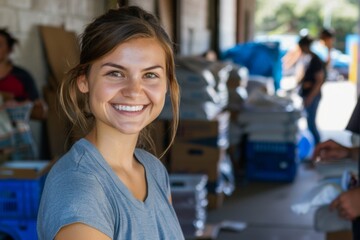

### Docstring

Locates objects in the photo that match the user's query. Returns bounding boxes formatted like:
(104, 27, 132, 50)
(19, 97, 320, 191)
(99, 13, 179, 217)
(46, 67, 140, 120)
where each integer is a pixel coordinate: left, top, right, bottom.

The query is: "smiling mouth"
(113, 104, 145, 112)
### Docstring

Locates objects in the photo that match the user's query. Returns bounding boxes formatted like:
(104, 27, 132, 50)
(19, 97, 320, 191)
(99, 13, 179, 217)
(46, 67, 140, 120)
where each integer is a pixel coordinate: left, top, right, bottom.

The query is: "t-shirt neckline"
(78, 138, 154, 210)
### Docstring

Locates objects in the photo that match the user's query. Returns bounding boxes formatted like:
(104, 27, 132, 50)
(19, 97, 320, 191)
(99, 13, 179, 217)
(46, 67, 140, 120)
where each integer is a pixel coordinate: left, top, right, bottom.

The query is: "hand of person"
(312, 139, 351, 161)
(30, 99, 48, 120)
(330, 187, 360, 221)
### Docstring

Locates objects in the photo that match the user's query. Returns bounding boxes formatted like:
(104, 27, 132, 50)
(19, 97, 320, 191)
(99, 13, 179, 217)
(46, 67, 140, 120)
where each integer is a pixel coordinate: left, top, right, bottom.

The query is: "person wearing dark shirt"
(0, 28, 47, 119)
(317, 28, 335, 71)
(313, 97, 360, 239)
(298, 35, 326, 145)
(0, 65, 39, 101)
(0, 28, 48, 160)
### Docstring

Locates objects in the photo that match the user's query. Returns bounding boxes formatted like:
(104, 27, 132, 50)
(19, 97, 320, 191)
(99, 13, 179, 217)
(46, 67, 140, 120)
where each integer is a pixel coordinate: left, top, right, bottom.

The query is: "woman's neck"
(86, 128, 139, 169)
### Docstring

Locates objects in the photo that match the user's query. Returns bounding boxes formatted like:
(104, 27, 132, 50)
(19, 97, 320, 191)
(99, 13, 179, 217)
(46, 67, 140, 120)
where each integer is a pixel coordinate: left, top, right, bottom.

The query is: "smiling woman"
(77, 37, 168, 137)
(36, 5, 183, 240)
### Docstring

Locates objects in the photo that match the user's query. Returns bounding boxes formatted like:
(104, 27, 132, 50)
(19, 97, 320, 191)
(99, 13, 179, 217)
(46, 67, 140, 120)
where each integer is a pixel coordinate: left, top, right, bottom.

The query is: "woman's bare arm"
(55, 223, 111, 240)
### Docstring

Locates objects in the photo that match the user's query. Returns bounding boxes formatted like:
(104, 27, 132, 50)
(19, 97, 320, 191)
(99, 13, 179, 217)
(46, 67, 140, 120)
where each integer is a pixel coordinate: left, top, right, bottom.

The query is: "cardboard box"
(170, 142, 226, 182)
(39, 25, 79, 90)
(43, 86, 70, 158)
(326, 230, 352, 240)
(176, 111, 230, 148)
(39, 25, 80, 158)
(0, 159, 55, 179)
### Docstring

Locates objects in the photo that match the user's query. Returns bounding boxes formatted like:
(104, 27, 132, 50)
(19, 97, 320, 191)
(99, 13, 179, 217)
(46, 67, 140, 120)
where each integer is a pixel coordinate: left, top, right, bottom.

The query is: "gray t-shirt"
(37, 138, 184, 240)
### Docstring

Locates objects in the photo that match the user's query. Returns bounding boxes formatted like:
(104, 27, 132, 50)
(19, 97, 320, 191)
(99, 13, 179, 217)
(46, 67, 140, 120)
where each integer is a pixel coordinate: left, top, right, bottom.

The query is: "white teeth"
(114, 105, 144, 112)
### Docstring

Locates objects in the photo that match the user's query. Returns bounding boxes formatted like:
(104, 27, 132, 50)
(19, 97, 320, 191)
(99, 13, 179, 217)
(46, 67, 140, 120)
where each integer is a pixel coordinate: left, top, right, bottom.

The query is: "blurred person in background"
(297, 35, 325, 145)
(0, 28, 47, 120)
(282, 27, 335, 81)
(314, 28, 335, 69)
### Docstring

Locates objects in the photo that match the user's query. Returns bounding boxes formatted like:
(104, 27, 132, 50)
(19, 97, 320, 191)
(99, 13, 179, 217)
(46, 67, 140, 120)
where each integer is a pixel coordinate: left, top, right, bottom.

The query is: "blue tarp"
(222, 41, 282, 90)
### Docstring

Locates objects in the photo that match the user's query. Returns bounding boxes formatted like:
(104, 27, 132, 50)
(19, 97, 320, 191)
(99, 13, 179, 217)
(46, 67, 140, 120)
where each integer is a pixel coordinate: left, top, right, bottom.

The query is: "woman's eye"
(144, 72, 158, 79)
(107, 71, 123, 78)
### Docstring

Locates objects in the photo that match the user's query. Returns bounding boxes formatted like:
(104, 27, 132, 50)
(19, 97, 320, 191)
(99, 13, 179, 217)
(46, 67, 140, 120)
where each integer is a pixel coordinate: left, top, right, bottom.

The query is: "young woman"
(37, 6, 184, 240)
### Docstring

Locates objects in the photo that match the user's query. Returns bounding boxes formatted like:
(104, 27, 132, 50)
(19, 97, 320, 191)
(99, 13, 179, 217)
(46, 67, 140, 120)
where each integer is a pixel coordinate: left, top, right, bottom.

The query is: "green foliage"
(255, 0, 358, 51)
(347, 0, 358, 5)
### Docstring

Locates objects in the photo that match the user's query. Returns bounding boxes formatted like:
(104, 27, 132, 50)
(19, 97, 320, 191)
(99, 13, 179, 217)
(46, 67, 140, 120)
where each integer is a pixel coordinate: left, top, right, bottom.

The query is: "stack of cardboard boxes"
(154, 111, 231, 209)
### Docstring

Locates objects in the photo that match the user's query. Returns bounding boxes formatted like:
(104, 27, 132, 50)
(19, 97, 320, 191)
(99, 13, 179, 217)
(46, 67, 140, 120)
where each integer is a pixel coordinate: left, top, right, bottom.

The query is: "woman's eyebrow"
(143, 65, 164, 71)
(101, 62, 164, 71)
(101, 62, 125, 69)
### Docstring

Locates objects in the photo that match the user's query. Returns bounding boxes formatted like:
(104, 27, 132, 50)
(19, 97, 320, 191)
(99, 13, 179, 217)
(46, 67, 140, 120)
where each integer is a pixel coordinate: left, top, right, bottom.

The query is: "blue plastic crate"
(245, 141, 298, 182)
(0, 219, 37, 240)
(0, 176, 45, 219)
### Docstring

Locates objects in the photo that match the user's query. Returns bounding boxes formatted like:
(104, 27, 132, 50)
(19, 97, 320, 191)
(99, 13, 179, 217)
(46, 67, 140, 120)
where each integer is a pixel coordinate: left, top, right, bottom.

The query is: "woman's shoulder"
(43, 139, 116, 198)
(47, 139, 98, 180)
(38, 142, 113, 240)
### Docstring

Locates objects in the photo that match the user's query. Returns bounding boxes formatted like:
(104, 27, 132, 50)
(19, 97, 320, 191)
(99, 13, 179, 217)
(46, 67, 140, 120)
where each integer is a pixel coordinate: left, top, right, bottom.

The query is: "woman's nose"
(121, 78, 142, 97)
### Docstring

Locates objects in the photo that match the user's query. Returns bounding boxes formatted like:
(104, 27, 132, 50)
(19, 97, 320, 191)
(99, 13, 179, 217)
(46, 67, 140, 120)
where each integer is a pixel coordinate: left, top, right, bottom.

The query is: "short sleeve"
(37, 171, 114, 240)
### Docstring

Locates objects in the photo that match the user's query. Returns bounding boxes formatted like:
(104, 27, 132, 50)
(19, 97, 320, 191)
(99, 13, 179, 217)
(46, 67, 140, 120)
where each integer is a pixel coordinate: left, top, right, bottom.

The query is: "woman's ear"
(77, 75, 89, 93)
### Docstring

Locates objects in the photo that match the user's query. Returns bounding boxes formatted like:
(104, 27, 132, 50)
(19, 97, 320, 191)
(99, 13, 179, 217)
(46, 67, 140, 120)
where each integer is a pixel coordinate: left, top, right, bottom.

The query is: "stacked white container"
(170, 174, 208, 238)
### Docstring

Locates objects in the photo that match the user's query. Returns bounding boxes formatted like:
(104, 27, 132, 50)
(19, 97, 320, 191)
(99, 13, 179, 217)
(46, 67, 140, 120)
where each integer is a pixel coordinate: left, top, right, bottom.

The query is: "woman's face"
(0, 35, 10, 63)
(77, 37, 168, 136)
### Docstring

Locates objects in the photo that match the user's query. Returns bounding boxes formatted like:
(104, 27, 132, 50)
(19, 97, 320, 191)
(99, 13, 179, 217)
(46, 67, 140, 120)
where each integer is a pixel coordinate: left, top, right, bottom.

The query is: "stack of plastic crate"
(0, 160, 51, 240)
(170, 174, 208, 238)
(239, 109, 303, 182)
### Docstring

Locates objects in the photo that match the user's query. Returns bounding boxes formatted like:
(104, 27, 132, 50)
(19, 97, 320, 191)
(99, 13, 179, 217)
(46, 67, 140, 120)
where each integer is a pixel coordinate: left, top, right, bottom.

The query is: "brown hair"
(0, 28, 19, 52)
(59, 6, 179, 157)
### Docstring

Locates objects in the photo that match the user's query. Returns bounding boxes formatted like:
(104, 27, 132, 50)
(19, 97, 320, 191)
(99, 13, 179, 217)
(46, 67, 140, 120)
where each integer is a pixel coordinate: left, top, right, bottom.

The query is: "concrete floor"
(205, 81, 358, 240)
(207, 164, 325, 240)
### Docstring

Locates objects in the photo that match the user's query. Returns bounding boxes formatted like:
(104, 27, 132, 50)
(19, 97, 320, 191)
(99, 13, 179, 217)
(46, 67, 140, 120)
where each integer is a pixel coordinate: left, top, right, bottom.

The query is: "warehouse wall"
(237, 0, 256, 43)
(0, 0, 106, 157)
(178, 0, 209, 55)
(0, 0, 106, 94)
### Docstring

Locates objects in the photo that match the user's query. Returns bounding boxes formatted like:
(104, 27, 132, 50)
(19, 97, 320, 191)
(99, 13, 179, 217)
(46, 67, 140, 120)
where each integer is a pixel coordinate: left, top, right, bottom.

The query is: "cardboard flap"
(39, 25, 80, 88)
